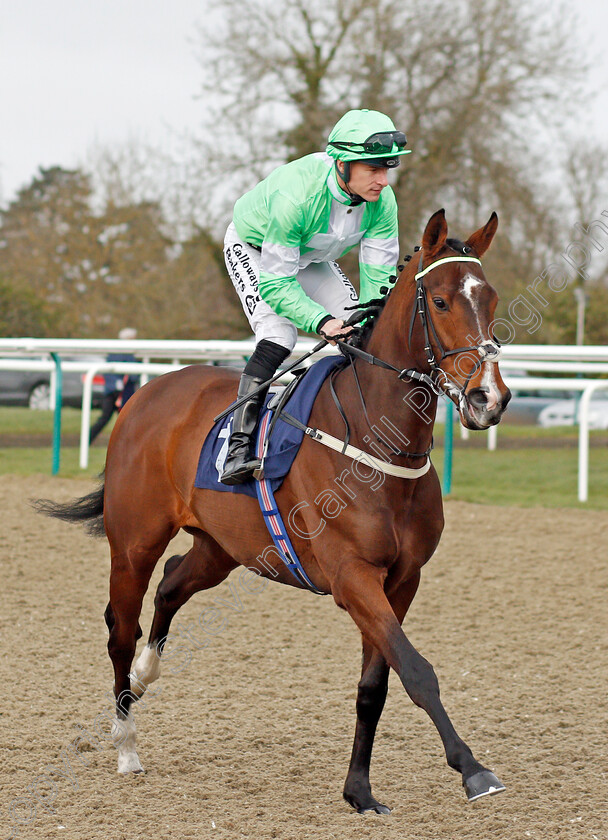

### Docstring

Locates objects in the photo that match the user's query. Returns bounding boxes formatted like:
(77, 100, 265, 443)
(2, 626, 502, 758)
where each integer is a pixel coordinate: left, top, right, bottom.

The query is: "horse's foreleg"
(342, 644, 390, 814)
(131, 533, 237, 699)
(334, 562, 505, 803)
(343, 574, 421, 814)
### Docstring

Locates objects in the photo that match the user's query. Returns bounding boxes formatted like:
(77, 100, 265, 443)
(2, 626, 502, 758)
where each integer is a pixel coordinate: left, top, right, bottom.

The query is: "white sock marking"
(130, 644, 162, 697)
(112, 711, 144, 774)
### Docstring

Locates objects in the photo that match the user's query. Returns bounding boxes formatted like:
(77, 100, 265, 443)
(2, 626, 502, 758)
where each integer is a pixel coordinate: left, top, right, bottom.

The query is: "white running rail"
(0, 340, 607, 501)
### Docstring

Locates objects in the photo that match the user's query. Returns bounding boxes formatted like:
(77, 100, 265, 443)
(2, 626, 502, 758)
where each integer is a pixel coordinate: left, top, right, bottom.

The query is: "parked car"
(538, 398, 608, 429)
(501, 369, 575, 425)
(435, 369, 578, 426)
(436, 392, 576, 425)
(0, 356, 105, 409)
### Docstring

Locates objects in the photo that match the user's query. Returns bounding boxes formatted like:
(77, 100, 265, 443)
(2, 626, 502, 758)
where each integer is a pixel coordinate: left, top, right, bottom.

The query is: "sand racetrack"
(0, 473, 606, 840)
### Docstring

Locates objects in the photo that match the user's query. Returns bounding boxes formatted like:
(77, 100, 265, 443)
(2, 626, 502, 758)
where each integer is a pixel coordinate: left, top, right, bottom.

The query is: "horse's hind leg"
(343, 574, 420, 814)
(106, 524, 175, 774)
(130, 531, 237, 700)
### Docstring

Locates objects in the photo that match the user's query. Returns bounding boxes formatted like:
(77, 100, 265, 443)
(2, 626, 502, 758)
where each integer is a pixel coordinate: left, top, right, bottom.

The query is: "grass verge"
(434, 443, 608, 509)
(0, 408, 606, 508)
(0, 447, 107, 478)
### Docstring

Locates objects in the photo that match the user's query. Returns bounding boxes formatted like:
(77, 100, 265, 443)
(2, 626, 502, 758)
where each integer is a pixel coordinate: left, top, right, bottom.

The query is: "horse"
(36, 209, 511, 814)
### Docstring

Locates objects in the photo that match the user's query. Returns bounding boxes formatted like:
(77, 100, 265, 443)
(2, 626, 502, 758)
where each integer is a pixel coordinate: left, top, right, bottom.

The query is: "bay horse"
(37, 209, 511, 813)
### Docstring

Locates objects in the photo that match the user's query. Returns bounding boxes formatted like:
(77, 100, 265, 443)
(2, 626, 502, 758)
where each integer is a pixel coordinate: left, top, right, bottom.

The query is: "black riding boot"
(220, 374, 268, 485)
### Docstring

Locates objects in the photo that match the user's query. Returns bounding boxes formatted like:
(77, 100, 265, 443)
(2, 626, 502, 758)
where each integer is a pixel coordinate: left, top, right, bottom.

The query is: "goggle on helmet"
(326, 109, 412, 168)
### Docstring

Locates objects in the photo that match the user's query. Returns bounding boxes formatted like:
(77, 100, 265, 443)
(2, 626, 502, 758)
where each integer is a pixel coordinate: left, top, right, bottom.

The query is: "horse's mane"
(345, 253, 412, 350)
(346, 290, 393, 350)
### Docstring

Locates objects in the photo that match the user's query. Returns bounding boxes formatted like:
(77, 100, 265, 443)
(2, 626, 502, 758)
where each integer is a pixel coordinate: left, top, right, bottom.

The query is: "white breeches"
(223, 222, 358, 350)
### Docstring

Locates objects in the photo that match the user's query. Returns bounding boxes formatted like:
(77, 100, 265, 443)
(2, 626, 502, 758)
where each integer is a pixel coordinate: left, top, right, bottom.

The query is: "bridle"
(408, 250, 501, 406)
(337, 249, 502, 414)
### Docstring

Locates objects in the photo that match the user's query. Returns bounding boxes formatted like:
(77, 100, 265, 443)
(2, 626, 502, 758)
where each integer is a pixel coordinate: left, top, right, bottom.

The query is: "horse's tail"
(32, 480, 105, 537)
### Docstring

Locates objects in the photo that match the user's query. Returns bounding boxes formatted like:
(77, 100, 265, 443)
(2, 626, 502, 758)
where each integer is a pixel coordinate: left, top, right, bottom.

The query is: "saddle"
(194, 355, 346, 498)
(194, 355, 347, 594)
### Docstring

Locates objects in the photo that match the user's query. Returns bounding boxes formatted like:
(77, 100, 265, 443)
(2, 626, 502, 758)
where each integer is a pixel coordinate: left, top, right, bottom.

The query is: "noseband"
(338, 249, 501, 410)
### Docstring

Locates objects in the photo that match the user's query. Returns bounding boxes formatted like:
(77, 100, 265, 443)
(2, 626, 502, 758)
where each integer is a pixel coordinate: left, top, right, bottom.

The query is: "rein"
(272, 251, 500, 478)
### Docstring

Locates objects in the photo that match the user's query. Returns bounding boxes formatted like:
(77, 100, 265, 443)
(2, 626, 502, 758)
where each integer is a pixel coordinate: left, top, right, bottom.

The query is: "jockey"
(220, 108, 411, 485)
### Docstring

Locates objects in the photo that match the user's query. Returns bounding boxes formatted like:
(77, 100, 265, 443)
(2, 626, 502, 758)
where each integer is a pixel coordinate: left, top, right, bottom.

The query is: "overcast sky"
(1, 0, 607, 206)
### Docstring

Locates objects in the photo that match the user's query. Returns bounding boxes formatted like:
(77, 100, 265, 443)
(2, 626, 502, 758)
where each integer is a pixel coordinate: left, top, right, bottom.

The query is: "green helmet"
(326, 109, 412, 168)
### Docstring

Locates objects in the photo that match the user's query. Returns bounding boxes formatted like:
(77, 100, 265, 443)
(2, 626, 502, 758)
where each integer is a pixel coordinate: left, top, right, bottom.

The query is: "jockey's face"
(337, 161, 390, 202)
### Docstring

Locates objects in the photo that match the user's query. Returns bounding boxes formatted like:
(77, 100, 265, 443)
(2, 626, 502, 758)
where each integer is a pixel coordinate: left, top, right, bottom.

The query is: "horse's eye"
(433, 297, 448, 311)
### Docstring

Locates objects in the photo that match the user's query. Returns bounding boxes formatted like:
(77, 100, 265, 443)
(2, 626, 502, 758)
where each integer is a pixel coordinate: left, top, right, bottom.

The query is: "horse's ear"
(465, 212, 498, 257)
(422, 209, 448, 256)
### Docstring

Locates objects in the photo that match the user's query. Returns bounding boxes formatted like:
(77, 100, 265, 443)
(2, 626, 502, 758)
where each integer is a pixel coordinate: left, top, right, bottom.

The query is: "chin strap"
(334, 160, 365, 205)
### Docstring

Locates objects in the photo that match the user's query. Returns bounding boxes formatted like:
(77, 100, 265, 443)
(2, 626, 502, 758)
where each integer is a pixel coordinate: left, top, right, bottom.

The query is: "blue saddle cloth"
(195, 355, 346, 497)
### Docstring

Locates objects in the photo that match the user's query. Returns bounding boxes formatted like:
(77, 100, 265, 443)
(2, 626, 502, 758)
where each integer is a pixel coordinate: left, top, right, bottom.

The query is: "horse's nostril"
(467, 388, 488, 410)
(502, 388, 512, 410)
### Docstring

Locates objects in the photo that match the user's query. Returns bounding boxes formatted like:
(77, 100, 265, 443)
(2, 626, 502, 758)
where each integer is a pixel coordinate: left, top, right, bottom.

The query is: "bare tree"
(193, 0, 585, 250)
(187, 0, 597, 342)
(86, 138, 205, 243)
(565, 140, 608, 228)
(193, 0, 381, 207)
(0, 166, 244, 339)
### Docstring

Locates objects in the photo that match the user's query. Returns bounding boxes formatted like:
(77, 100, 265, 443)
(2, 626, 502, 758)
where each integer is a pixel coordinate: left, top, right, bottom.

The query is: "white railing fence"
(0, 339, 606, 502)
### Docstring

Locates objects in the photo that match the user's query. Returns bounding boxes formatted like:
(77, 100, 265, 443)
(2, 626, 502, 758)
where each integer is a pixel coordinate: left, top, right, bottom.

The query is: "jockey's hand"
(319, 318, 354, 345)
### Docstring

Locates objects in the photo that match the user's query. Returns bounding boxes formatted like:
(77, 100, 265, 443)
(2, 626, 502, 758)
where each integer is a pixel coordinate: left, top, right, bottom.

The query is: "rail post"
(50, 353, 62, 475)
(442, 400, 454, 495)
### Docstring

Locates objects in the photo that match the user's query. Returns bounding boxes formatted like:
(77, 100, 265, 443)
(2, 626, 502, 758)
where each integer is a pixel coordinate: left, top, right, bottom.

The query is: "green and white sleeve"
(258, 192, 330, 334)
(358, 192, 400, 304)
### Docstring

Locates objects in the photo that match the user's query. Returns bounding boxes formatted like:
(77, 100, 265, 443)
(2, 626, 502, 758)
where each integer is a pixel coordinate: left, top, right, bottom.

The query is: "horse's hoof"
(117, 755, 145, 775)
(359, 803, 391, 815)
(463, 770, 505, 802)
(343, 792, 391, 815)
(118, 765, 145, 776)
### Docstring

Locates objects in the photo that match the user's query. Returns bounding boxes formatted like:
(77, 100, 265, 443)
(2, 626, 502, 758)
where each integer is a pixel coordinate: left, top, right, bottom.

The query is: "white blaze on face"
(461, 273, 484, 336)
(480, 364, 500, 411)
(460, 273, 500, 412)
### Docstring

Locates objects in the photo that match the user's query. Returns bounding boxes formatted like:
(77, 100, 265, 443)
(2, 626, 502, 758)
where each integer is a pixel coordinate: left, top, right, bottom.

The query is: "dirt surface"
(0, 474, 606, 840)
